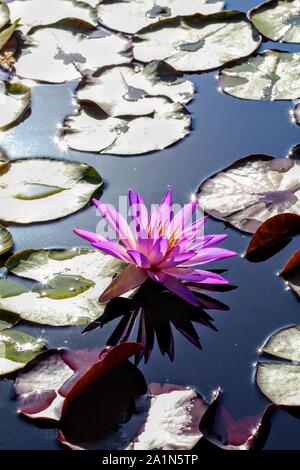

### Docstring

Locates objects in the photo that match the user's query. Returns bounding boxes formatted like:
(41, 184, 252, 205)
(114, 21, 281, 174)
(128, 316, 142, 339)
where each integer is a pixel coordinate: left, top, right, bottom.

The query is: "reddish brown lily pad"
(246, 213, 300, 262)
(15, 342, 143, 421)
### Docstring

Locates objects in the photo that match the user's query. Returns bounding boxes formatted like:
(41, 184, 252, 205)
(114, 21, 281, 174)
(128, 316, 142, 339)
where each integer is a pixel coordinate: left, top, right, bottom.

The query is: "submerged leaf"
(0, 225, 13, 255)
(0, 81, 31, 130)
(133, 11, 261, 72)
(0, 330, 46, 375)
(1, 248, 125, 326)
(61, 100, 191, 155)
(15, 343, 143, 420)
(0, 158, 102, 223)
(249, 0, 300, 44)
(58, 382, 207, 450)
(76, 62, 195, 116)
(15, 23, 132, 83)
(246, 213, 300, 261)
(197, 152, 300, 233)
(256, 326, 300, 406)
(219, 50, 300, 100)
(9, 0, 97, 34)
(97, 0, 224, 34)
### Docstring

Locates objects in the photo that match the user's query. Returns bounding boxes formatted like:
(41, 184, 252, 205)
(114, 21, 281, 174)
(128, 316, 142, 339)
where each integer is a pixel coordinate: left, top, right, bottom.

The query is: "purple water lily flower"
(74, 189, 236, 306)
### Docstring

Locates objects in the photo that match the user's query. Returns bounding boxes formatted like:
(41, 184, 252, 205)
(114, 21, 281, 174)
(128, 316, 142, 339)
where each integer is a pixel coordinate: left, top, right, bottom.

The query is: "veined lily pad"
(249, 0, 300, 44)
(15, 24, 132, 83)
(0, 329, 46, 375)
(0, 81, 31, 130)
(15, 343, 143, 420)
(0, 248, 125, 326)
(8, 0, 97, 34)
(256, 326, 300, 406)
(0, 2, 10, 30)
(197, 153, 300, 233)
(219, 50, 300, 100)
(97, 0, 224, 35)
(0, 225, 13, 255)
(61, 99, 191, 155)
(0, 158, 102, 224)
(76, 62, 195, 117)
(133, 11, 261, 72)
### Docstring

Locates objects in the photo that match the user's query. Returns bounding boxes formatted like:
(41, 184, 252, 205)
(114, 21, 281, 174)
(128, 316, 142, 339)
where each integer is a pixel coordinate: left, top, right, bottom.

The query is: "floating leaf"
(0, 158, 102, 223)
(0, 248, 125, 326)
(256, 326, 300, 406)
(0, 81, 31, 130)
(0, 330, 46, 375)
(280, 248, 300, 297)
(200, 388, 274, 450)
(0, 19, 19, 52)
(97, 0, 224, 34)
(59, 382, 207, 450)
(133, 11, 261, 72)
(249, 0, 300, 44)
(0, 2, 10, 30)
(76, 61, 195, 116)
(9, 0, 97, 34)
(61, 99, 191, 155)
(15, 23, 132, 83)
(15, 343, 143, 420)
(197, 153, 300, 233)
(0, 225, 13, 255)
(219, 50, 300, 100)
(246, 213, 300, 262)
(0, 311, 19, 331)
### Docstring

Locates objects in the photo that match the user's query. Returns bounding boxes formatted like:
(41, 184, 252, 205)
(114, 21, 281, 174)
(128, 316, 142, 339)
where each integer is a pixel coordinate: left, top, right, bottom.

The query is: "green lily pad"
(15, 22, 132, 83)
(0, 225, 13, 255)
(97, 0, 224, 35)
(0, 311, 19, 331)
(256, 326, 300, 406)
(0, 329, 46, 375)
(133, 11, 261, 72)
(219, 50, 300, 100)
(0, 81, 31, 130)
(0, 158, 102, 224)
(249, 0, 300, 44)
(9, 0, 97, 34)
(0, 2, 10, 30)
(0, 19, 19, 52)
(0, 248, 125, 326)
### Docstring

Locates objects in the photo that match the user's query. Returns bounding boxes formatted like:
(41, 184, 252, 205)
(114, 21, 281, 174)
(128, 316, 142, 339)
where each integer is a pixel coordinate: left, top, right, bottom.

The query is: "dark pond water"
(1, 0, 300, 450)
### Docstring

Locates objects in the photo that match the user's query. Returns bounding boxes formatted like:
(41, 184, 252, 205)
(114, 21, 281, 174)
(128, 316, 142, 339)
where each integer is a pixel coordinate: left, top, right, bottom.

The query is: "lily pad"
(15, 23, 132, 83)
(0, 225, 13, 255)
(15, 343, 143, 420)
(0, 158, 102, 223)
(0, 2, 10, 30)
(0, 81, 31, 130)
(197, 152, 300, 233)
(0, 311, 19, 331)
(249, 0, 300, 44)
(0, 19, 19, 52)
(97, 0, 224, 35)
(256, 326, 300, 406)
(9, 0, 97, 34)
(0, 248, 125, 326)
(0, 329, 46, 376)
(59, 383, 207, 450)
(61, 99, 191, 155)
(76, 62, 195, 117)
(280, 248, 300, 297)
(219, 50, 300, 100)
(133, 11, 261, 72)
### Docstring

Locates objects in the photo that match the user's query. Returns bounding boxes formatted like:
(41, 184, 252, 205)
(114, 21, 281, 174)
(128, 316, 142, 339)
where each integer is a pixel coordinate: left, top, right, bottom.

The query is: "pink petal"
(158, 188, 173, 229)
(128, 189, 148, 239)
(168, 200, 198, 238)
(99, 265, 148, 302)
(73, 229, 108, 244)
(157, 250, 196, 269)
(163, 267, 229, 284)
(91, 241, 131, 263)
(147, 271, 199, 306)
(127, 250, 150, 268)
(148, 237, 168, 265)
(181, 248, 236, 267)
(93, 199, 135, 249)
(181, 216, 208, 239)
